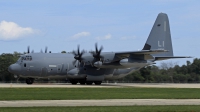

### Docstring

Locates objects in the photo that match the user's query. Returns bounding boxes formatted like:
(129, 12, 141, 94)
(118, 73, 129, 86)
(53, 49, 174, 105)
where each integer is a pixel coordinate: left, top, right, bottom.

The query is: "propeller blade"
(45, 46, 48, 53)
(78, 61, 80, 67)
(77, 45, 80, 55)
(80, 50, 85, 56)
(99, 46, 103, 53)
(95, 43, 98, 53)
(31, 50, 34, 53)
(92, 43, 104, 62)
(27, 46, 30, 54)
(72, 60, 77, 66)
(72, 50, 77, 55)
(72, 45, 85, 66)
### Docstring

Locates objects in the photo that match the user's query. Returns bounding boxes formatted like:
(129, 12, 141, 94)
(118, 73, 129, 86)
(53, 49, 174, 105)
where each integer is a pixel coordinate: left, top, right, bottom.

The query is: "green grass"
(0, 88, 200, 100)
(0, 106, 200, 112)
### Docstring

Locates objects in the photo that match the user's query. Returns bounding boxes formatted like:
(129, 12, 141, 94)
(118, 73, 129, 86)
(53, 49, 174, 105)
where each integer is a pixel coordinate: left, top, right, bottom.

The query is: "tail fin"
(142, 13, 173, 56)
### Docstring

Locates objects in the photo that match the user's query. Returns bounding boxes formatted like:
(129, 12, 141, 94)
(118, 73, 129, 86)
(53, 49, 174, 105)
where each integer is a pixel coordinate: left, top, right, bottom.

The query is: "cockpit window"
(21, 56, 33, 61)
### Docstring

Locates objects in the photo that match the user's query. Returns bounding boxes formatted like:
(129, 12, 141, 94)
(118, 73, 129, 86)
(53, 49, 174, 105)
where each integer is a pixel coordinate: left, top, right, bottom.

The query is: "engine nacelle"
(93, 61, 102, 67)
(120, 59, 132, 67)
(120, 58, 148, 68)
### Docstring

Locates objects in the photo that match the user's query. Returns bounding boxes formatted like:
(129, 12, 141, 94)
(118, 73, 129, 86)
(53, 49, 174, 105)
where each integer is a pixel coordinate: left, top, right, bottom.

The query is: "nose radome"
(8, 64, 21, 74)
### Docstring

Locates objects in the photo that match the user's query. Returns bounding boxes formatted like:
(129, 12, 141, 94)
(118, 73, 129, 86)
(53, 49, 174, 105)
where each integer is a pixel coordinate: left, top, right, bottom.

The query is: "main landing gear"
(70, 80, 102, 85)
(26, 78, 34, 85)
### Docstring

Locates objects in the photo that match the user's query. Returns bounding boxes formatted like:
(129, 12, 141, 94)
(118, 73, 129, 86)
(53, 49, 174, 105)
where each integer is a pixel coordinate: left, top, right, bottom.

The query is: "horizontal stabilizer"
(154, 56, 192, 61)
(113, 49, 169, 61)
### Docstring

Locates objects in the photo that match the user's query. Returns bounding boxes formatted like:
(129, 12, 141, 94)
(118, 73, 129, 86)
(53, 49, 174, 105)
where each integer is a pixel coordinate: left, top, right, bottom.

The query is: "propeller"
(26, 46, 49, 54)
(31, 50, 34, 53)
(91, 43, 104, 62)
(45, 46, 48, 53)
(26, 46, 35, 54)
(27, 46, 30, 54)
(40, 49, 43, 53)
(40, 46, 48, 53)
(72, 45, 85, 66)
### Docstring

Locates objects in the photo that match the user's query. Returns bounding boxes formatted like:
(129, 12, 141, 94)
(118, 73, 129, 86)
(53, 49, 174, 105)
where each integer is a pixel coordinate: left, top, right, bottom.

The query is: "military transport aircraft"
(8, 13, 190, 85)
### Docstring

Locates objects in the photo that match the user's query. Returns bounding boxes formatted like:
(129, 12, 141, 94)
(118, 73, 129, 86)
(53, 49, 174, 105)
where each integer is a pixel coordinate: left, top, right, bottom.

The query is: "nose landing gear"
(26, 78, 34, 85)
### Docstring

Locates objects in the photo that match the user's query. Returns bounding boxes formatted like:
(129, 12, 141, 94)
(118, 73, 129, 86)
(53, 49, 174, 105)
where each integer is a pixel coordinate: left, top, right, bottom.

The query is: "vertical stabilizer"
(143, 13, 173, 56)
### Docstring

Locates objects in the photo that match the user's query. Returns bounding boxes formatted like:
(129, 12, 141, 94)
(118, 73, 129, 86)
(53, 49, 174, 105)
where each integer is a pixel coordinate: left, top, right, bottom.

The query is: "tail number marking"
(158, 41, 164, 47)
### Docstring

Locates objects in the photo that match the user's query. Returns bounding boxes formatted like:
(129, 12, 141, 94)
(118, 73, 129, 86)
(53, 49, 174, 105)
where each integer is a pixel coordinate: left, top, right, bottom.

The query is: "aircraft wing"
(154, 56, 192, 61)
(113, 49, 169, 61)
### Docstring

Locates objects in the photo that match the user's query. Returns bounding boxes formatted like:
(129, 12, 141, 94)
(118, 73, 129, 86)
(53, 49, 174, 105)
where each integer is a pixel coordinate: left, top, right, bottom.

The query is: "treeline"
(0, 52, 21, 82)
(0, 52, 200, 83)
(119, 59, 200, 83)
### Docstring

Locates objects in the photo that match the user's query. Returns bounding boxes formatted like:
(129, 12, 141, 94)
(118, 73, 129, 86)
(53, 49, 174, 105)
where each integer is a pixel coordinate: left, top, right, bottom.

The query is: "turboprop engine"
(93, 61, 103, 67)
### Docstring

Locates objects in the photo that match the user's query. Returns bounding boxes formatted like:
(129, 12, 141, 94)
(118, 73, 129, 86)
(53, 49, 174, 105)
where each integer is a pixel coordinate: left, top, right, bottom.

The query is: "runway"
(1, 83, 200, 107)
(1, 99, 200, 107)
(0, 83, 200, 88)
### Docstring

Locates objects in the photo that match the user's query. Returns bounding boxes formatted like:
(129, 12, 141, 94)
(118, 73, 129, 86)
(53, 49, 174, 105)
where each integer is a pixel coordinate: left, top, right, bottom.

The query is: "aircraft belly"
(19, 75, 67, 79)
(87, 75, 104, 81)
(67, 67, 115, 80)
(104, 67, 141, 80)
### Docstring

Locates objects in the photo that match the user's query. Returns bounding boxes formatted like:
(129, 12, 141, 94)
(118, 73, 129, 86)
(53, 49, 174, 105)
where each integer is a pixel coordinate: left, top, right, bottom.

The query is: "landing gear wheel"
(70, 80, 78, 85)
(79, 80, 86, 85)
(94, 81, 102, 85)
(26, 78, 34, 85)
(86, 81, 93, 85)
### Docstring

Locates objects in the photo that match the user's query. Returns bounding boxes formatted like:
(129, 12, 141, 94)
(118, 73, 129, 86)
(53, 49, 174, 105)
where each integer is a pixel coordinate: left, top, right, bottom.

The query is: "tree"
(61, 51, 66, 53)
(140, 66, 153, 82)
(159, 61, 179, 83)
(0, 53, 19, 82)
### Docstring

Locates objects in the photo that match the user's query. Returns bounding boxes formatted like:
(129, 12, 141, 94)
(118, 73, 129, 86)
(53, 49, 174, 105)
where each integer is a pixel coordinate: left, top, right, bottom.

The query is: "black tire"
(70, 80, 78, 85)
(26, 78, 34, 85)
(86, 81, 93, 85)
(94, 81, 102, 85)
(79, 80, 86, 85)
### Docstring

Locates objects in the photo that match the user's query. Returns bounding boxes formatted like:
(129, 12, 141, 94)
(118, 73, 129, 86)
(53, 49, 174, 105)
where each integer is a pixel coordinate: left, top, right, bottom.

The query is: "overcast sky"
(0, 0, 199, 65)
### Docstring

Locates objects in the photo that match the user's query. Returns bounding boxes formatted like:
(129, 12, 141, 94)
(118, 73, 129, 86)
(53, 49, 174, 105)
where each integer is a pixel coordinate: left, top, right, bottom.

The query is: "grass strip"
(0, 106, 200, 112)
(0, 88, 200, 100)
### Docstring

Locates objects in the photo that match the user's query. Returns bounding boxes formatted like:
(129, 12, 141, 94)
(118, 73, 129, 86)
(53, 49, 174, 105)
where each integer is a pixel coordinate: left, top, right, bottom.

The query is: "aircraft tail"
(142, 13, 173, 56)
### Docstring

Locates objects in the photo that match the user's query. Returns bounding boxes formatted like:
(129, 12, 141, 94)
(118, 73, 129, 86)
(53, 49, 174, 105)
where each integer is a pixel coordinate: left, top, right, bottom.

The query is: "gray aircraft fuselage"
(8, 13, 190, 85)
(10, 52, 149, 80)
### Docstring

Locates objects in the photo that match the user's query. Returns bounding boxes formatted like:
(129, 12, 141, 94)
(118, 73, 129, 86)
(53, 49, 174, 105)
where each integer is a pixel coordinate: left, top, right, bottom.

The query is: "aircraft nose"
(8, 64, 21, 74)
